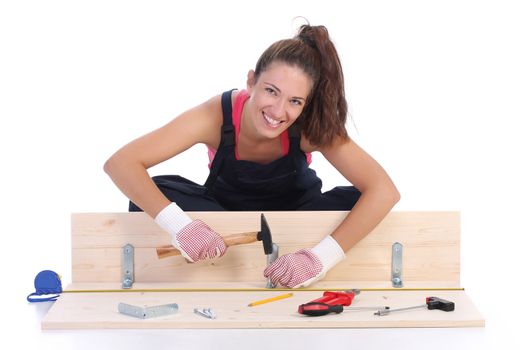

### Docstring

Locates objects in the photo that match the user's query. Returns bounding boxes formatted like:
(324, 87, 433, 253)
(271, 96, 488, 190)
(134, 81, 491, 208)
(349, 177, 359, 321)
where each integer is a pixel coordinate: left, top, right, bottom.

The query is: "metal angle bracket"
(266, 243, 279, 289)
(122, 244, 134, 289)
(118, 302, 179, 319)
(391, 242, 404, 288)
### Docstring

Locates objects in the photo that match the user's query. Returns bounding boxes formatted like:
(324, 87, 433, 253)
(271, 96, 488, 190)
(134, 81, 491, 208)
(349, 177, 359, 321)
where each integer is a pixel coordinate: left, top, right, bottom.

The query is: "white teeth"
(263, 112, 281, 127)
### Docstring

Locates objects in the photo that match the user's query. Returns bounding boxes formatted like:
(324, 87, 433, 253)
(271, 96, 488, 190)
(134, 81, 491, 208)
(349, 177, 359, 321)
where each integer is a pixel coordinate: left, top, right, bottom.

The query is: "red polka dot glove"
(155, 203, 227, 263)
(264, 236, 346, 288)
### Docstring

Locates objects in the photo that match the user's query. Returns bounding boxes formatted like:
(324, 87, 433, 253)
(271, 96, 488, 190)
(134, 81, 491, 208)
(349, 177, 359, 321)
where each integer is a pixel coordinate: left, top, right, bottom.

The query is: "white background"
(1, 0, 524, 349)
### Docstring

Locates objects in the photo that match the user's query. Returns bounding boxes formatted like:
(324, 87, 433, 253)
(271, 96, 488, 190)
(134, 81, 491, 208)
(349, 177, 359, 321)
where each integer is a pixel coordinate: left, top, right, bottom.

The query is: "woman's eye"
(291, 99, 302, 106)
(265, 87, 276, 95)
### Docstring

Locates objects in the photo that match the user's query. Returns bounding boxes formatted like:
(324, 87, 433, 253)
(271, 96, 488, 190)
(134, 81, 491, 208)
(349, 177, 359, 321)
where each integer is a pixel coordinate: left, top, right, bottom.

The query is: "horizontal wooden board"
(71, 211, 460, 286)
(42, 286, 483, 329)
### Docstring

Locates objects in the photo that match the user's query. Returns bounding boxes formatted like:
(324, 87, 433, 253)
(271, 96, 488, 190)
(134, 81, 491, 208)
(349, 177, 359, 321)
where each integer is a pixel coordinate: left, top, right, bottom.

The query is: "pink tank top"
(207, 90, 312, 167)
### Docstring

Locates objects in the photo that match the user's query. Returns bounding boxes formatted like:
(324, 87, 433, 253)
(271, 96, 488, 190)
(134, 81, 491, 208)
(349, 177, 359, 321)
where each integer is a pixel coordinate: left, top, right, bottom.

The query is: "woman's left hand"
(263, 249, 325, 288)
(264, 236, 346, 288)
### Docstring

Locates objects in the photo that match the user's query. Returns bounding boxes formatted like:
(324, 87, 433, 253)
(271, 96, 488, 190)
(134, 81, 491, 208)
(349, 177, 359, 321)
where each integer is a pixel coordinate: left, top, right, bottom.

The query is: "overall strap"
(288, 124, 312, 169)
(204, 89, 236, 193)
(288, 124, 302, 153)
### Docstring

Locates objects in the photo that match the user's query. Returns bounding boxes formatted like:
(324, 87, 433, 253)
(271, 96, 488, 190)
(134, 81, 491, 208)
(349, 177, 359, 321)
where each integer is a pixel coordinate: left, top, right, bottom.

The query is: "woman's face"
(246, 62, 313, 139)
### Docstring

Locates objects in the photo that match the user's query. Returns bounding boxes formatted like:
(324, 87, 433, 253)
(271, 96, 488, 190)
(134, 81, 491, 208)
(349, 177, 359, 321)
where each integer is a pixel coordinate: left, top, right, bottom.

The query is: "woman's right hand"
(173, 219, 227, 262)
(155, 202, 227, 262)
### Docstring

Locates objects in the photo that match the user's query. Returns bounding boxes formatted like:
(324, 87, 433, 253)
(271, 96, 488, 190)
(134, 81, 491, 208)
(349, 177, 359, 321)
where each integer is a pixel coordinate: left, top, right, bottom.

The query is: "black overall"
(129, 90, 361, 212)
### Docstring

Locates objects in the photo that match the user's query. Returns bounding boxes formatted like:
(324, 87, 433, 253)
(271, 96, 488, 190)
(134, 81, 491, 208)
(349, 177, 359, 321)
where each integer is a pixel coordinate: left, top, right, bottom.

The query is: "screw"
(194, 308, 214, 319)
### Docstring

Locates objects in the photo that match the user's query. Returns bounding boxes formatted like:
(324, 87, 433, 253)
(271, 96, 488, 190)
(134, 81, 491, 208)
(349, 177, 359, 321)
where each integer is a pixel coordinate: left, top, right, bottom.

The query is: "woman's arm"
(103, 95, 223, 218)
(264, 137, 399, 288)
(320, 137, 401, 251)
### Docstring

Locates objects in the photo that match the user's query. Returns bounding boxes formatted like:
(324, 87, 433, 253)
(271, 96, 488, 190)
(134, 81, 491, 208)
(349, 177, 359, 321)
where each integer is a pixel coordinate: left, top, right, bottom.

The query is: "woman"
(104, 24, 400, 288)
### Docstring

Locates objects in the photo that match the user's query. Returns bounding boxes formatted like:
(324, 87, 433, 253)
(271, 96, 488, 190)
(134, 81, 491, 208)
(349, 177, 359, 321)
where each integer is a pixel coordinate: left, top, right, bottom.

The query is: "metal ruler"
(63, 287, 465, 294)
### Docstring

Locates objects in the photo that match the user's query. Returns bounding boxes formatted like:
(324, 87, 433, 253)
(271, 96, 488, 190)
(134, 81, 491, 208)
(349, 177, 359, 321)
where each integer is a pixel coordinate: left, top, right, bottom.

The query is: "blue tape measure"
(27, 270, 62, 303)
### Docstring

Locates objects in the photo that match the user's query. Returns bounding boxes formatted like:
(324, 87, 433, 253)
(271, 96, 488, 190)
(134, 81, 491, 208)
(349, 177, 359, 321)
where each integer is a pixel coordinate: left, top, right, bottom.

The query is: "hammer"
(155, 214, 278, 272)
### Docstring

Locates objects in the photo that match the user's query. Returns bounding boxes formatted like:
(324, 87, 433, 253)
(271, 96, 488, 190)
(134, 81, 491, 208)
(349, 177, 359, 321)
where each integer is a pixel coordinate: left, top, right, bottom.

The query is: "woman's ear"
(246, 70, 255, 93)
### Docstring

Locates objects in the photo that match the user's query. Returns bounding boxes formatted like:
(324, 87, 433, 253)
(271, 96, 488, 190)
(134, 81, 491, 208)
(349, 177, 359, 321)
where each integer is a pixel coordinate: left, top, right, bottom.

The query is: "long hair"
(254, 25, 348, 147)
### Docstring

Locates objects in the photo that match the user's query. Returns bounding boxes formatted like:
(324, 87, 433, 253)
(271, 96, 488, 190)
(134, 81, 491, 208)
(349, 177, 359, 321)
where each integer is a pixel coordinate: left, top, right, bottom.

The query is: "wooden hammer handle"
(156, 231, 259, 259)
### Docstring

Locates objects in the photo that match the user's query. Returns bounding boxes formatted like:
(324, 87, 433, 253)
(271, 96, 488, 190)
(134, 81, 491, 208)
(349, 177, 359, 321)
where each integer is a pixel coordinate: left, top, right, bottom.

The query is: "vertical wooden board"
(71, 211, 460, 285)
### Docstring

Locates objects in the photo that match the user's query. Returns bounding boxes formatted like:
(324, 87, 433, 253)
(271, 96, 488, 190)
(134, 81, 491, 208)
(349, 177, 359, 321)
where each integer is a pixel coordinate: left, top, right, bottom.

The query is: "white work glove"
(264, 236, 345, 288)
(155, 203, 227, 263)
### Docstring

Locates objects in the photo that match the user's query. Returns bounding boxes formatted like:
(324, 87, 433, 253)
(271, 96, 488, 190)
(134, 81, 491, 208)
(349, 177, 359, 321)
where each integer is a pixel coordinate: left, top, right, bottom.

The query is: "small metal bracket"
(391, 242, 404, 288)
(118, 302, 178, 319)
(266, 243, 279, 289)
(121, 244, 134, 289)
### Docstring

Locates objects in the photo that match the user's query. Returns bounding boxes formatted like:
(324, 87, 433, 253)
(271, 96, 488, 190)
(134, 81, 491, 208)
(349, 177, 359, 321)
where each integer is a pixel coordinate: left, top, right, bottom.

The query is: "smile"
(263, 112, 283, 128)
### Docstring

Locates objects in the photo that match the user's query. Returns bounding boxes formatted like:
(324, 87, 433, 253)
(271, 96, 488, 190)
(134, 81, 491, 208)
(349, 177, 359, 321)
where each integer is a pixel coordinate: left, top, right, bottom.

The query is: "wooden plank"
(42, 287, 483, 329)
(71, 211, 460, 285)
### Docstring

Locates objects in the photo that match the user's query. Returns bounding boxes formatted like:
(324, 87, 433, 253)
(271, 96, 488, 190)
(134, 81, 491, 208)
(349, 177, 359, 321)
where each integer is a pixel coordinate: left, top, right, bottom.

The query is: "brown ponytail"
(254, 25, 349, 147)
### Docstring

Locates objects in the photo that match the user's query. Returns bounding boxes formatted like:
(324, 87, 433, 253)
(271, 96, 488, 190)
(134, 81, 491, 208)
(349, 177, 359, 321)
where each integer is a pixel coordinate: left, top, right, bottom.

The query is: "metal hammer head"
(256, 213, 273, 255)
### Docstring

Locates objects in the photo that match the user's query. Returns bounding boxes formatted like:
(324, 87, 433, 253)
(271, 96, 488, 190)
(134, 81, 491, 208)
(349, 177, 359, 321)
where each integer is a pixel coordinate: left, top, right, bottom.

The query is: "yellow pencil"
(248, 293, 294, 307)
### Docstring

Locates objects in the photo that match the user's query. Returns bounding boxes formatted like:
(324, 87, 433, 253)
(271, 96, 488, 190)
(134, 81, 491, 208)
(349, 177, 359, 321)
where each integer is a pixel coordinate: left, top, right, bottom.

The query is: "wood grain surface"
(71, 211, 461, 286)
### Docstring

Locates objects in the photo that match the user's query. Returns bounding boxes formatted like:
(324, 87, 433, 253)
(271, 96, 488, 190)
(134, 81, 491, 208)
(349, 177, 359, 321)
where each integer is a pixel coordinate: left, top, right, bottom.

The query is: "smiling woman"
(103, 23, 400, 289)
(246, 63, 311, 138)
